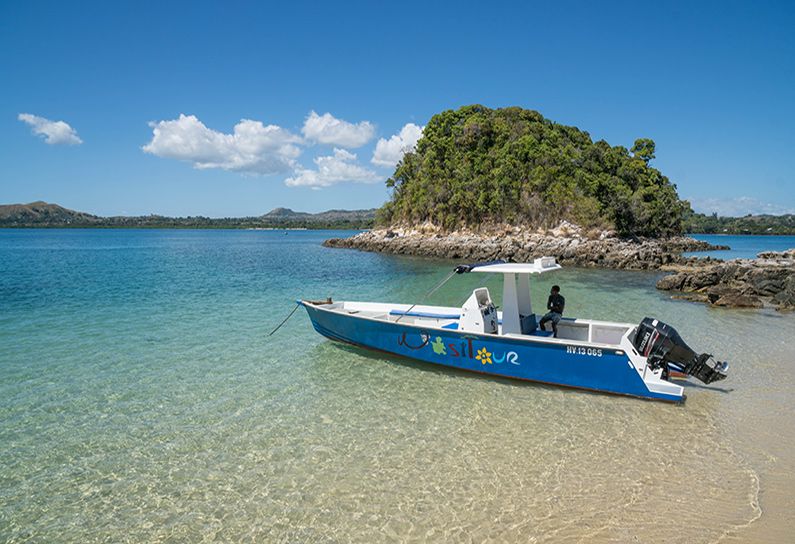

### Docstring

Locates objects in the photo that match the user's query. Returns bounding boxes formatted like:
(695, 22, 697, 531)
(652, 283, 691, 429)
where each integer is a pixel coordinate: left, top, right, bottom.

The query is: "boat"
(299, 258, 728, 402)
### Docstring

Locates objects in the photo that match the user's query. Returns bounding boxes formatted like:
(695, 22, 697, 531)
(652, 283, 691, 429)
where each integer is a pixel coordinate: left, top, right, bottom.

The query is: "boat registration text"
(566, 346, 603, 357)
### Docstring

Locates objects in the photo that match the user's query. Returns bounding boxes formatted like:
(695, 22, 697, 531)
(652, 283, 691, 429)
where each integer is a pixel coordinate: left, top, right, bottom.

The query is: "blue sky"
(1, 0, 793, 217)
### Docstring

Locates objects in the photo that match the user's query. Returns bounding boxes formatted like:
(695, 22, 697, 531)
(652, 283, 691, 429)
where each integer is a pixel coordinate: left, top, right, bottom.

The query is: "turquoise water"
(2, 229, 795, 542)
(688, 234, 795, 260)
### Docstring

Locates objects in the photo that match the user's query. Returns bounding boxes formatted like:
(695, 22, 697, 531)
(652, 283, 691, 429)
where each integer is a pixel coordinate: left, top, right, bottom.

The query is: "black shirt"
(547, 293, 565, 314)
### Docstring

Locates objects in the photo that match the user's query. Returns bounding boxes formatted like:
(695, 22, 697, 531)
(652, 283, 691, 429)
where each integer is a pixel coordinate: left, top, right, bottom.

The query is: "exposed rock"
(773, 289, 795, 310)
(757, 249, 795, 260)
(656, 273, 687, 291)
(671, 292, 709, 303)
(705, 284, 738, 303)
(324, 226, 721, 272)
(712, 293, 764, 308)
(655, 249, 795, 311)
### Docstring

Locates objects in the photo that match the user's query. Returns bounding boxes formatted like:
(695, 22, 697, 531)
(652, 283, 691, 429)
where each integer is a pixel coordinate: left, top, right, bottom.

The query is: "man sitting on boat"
(539, 285, 565, 337)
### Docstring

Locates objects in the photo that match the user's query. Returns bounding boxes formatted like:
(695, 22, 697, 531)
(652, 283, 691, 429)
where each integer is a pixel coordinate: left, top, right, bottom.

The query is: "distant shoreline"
(3, 201, 794, 234)
(3, 225, 795, 237)
(0, 201, 377, 231)
(0, 225, 363, 230)
(687, 233, 795, 237)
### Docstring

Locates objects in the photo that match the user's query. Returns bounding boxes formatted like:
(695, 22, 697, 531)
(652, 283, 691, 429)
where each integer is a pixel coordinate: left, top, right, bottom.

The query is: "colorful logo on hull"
(431, 337, 447, 355)
(398, 332, 519, 366)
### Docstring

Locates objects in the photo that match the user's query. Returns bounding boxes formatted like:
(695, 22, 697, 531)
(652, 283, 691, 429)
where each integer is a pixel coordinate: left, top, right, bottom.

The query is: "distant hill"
(0, 202, 376, 229)
(263, 207, 377, 222)
(263, 207, 308, 218)
(0, 201, 101, 226)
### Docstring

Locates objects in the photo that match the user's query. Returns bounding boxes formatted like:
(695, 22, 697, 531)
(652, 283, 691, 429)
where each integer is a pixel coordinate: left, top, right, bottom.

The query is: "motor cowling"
(633, 317, 728, 384)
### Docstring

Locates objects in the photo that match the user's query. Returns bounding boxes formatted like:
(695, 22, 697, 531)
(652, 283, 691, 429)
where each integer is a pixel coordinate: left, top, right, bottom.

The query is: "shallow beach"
(1, 229, 794, 542)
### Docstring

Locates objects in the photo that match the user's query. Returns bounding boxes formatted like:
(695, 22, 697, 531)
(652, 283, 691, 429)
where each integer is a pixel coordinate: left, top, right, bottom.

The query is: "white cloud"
(371, 123, 424, 168)
(18, 113, 83, 145)
(285, 148, 380, 188)
(688, 196, 795, 217)
(142, 114, 302, 174)
(301, 111, 375, 148)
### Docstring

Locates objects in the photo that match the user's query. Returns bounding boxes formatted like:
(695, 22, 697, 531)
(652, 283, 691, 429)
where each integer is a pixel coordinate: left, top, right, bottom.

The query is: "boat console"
(459, 288, 498, 334)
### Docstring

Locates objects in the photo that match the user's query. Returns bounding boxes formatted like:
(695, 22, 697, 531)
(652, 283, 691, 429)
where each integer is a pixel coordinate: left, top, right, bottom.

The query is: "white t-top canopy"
(472, 257, 561, 274)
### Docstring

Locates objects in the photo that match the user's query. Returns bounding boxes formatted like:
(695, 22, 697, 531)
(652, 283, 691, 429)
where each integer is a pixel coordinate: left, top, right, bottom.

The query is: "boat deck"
(308, 300, 636, 348)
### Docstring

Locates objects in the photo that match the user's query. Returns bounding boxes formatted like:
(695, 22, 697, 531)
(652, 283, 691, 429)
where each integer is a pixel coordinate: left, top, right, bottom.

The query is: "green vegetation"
(684, 211, 795, 235)
(0, 202, 376, 230)
(379, 105, 688, 237)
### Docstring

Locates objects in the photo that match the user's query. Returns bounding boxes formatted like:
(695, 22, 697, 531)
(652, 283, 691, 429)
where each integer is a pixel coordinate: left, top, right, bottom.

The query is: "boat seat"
(529, 329, 554, 337)
(442, 322, 459, 330)
(520, 314, 538, 334)
(389, 310, 461, 320)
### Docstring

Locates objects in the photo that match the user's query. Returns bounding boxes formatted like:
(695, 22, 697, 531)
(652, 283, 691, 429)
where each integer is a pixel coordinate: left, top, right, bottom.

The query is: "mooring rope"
(268, 303, 301, 336)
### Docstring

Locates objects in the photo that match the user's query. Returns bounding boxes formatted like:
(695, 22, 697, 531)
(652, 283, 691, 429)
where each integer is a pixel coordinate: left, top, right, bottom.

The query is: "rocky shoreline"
(656, 249, 795, 311)
(324, 223, 722, 270)
(323, 224, 794, 311)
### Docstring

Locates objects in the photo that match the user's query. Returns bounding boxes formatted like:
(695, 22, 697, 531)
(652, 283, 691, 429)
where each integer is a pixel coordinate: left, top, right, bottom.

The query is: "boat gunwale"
(301, 300, 636, 351)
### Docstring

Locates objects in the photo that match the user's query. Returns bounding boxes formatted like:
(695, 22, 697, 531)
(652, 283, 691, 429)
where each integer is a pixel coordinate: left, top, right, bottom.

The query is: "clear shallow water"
(1, 229, 794, 543)
(687, 234, 795, 260)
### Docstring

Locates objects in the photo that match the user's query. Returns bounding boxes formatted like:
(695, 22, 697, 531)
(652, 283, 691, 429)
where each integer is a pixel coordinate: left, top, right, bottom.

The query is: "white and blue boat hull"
(302, 301, 685, 403)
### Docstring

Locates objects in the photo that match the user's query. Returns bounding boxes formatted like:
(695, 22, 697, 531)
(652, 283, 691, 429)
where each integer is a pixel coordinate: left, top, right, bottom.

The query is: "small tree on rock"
(631, 138, 656, 164)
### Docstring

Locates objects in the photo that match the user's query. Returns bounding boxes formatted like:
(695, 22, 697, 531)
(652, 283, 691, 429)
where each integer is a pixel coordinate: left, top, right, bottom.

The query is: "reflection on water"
(0, 229, 793, 542)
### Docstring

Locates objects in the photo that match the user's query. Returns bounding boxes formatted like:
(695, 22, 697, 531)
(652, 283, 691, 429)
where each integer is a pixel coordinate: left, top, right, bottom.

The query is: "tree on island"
(378, 105, 688, 238)
(630, 138, 656, 164)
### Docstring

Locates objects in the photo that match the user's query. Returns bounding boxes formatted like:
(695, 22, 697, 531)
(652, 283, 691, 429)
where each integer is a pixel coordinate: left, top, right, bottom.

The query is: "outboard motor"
(633, 317, 728, 384)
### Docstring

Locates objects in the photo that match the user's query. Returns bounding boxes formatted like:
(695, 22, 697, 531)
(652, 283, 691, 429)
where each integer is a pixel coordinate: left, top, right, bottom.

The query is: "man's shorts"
(541, 311, 562, 325)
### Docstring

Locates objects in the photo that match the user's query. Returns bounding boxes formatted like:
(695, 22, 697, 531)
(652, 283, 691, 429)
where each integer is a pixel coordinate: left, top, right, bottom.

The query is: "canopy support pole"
(503, 273, 533, 335)
(517, 273, 532, 317)
(502, 273, 521, 334)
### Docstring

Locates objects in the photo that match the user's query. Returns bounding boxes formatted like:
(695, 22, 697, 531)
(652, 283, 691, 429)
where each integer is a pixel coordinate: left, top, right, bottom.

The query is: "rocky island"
(325, 222, 718, 270)
(324, 105, 793, 311)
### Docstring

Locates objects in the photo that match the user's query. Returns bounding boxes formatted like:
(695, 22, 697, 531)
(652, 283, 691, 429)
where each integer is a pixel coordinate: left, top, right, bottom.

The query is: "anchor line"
(268, 303, 301, 336)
